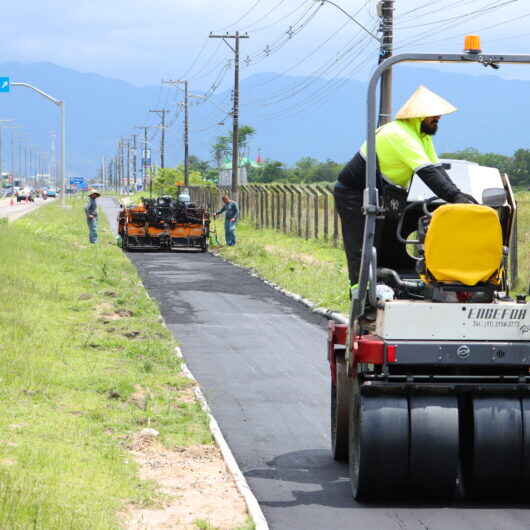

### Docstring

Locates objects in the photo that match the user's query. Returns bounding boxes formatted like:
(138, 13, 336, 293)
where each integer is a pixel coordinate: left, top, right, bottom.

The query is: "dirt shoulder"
(0, 199, 251, 530)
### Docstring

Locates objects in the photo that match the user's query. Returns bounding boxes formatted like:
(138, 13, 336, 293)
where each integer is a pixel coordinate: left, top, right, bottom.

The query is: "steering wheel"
(396, 196, 439, 244)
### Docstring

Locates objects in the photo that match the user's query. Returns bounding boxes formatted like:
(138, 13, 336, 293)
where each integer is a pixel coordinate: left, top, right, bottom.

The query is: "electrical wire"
(395, 0, 519, 50)
(216, 0, 263, 32)
(240, 0, 288, 31)
(241, 20, 378, 108)
(397, 0, 518, 30)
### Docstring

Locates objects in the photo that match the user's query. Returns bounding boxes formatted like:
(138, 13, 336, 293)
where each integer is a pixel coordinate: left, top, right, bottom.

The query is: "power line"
(397, 0, 518, 30)
(217, 0, 262, 32)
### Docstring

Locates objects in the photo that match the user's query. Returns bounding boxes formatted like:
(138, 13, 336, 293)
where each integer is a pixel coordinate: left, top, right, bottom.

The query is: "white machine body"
(377, 301, 530, 341)
(408, 159, 504, 203)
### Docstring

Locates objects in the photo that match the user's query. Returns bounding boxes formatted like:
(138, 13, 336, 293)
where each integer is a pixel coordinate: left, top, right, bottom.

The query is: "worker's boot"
(350, 283, 376, 335)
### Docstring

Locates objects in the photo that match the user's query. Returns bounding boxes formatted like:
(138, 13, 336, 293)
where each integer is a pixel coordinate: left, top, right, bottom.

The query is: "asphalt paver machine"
(118, 196, 210, 251)
(327, 39, 530, 500)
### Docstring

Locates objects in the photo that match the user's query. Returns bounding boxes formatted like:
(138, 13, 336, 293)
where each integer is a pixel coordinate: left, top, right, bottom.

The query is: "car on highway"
(46, 188, 57, 198)
(16, 187, 35, 203)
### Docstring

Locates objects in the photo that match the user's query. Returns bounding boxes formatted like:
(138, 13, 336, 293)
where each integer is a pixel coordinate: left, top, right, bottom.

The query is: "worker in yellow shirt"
(334, 85, 476, 295)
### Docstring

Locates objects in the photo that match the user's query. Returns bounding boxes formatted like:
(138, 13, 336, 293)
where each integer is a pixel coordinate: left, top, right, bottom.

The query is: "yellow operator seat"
(423, 204, 503, 286)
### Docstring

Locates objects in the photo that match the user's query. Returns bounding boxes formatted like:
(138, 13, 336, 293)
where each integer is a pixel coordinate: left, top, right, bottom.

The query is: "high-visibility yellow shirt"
(360, 118, 440, 189)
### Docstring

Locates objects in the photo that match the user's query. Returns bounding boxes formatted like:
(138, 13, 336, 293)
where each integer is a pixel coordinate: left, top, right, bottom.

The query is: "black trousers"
(333, 185, 365, 286)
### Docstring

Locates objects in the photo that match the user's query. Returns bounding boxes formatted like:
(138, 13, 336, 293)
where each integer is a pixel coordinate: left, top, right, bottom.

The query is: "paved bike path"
(102, 198, 528, 530)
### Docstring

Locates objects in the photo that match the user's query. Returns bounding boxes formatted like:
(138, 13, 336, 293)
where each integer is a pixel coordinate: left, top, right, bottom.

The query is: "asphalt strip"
(101, 198, 529, 530)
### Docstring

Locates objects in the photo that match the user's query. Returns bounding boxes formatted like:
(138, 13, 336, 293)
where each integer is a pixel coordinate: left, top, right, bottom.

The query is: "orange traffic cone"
(10, 197, 14, 206)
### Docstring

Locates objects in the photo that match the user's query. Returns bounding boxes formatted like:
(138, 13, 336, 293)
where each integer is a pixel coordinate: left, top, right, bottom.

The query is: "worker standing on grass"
(334, 85, 477, 296)
(85, 189, 101, 244)
(215, 195, 239, 246)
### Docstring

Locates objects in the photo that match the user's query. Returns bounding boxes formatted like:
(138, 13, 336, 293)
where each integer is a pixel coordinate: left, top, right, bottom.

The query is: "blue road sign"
(70, 177, 88, 190)
(0, 78, 10, 93)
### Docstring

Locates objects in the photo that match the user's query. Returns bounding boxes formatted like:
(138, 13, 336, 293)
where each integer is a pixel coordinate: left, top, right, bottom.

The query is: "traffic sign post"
(0, 78, 10, 93)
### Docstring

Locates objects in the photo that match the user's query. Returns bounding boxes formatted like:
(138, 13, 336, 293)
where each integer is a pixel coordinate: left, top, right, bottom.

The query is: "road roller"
(118, 196, 210, 251)
(328, 43, 530, 501)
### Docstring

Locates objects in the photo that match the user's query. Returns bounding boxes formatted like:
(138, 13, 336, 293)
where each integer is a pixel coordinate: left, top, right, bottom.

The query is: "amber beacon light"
(464, 35, 482, 54)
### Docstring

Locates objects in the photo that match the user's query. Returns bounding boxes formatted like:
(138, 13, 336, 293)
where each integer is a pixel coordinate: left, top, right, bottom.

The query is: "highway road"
(102, 198, 529, 530)
(0, 197, 51, 222)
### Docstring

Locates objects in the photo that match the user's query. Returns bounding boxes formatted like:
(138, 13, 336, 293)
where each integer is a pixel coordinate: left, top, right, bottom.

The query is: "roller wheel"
(469, 396, 523, 498)
(200, 237, 208, 253)
(409, 394, 459, 498)
(349, 389, 409, 500)
(522, 398, 530, 492)
(331, 359, 352, 461)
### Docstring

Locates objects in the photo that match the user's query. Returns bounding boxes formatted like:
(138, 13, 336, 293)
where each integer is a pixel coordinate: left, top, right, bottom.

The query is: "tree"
(211, 125, 256, 165)
(152, 166, 212, 196)
(188, 155, 211, 177)
(248, 160, 287, 183)
(211, 136, 230, 168)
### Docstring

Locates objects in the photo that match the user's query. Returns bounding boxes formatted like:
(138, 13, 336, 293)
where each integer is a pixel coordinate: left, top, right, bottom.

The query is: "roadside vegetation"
(215, 220, 351, 314)
(216, 191, 529, 312)
(137, 125, 530, 187)
(0, 200, 212, 529)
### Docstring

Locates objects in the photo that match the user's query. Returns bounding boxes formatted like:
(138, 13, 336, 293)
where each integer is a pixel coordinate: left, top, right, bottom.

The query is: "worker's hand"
(230, 218, 236, 222)
(453, 192, 478, 204)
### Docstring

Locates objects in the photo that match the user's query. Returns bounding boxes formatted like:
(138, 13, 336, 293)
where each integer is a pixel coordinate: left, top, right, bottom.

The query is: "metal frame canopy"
(352, 51, 530, 327)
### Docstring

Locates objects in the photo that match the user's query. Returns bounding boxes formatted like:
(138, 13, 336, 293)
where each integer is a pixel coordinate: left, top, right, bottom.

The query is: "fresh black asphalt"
(102, 198, 529, 530)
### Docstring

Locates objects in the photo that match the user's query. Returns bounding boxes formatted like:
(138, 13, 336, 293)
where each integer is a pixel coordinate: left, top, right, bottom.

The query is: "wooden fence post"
(259, 187, 265, 228)
(274, 186, 282, 231)
(296, 186, 303, 237)
(280, 185, 288, 234)
(311, 186, 320, 239)
(304, 187, 311, 240)
(319, 184, 333, 241)
(286, 185, 296, 235)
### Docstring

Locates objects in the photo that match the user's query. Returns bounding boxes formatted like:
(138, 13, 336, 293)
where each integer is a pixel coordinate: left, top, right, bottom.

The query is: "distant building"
(217, 156, 263, 186)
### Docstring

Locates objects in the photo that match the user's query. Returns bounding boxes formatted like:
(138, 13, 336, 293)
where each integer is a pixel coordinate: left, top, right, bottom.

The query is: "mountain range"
(0, 60, 528, 177)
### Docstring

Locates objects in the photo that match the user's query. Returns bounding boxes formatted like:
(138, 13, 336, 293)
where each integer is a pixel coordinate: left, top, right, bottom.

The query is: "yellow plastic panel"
(424, 204, 503, 286)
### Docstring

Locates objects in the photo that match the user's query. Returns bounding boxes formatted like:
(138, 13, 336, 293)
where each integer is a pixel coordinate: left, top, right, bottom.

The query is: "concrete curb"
(175, 346, 270, 530)
(211, 251, 349, 326)
(102, 200, 269, 529)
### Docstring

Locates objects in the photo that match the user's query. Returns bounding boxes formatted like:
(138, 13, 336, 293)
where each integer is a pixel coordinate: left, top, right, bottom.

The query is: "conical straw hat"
(395, 85, 457, 119)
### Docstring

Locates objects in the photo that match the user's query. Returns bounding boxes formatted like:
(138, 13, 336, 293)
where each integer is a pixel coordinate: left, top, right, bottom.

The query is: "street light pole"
(11, 82, 66, 206)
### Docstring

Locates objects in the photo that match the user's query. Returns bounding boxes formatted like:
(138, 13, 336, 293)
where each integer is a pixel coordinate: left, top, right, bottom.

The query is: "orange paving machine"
(118, 196, 210, 252)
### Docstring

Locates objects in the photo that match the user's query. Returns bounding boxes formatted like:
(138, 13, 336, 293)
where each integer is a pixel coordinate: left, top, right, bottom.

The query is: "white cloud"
(2, 0, 529, 87)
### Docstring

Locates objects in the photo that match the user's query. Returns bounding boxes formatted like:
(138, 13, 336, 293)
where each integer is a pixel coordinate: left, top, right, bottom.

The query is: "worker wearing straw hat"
(85, 189, 101, 244)
(334, 85, 477, 294)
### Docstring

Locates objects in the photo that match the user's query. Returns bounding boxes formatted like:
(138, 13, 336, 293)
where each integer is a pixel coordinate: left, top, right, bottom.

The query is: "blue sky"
(2, 0, 529, 89)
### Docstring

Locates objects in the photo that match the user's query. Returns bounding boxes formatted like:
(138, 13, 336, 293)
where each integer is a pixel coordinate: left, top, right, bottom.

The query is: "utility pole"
(184, 83, 189, 185)
(162, 80, 191, 186)
(135, 126, 151, 192)
(125, 138, 131, 193)
(131, 134, 137, 191)
(378, 0, 394, 126)
(149, 109, 168, 168)
(209, 31, 249, 201)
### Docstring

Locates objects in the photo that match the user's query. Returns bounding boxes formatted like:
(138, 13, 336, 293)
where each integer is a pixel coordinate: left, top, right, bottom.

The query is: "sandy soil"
(124, 421, 249, 530)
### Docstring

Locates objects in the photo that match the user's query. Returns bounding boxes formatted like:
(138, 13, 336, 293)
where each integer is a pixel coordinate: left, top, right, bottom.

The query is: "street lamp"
(11, 82, 66, 206)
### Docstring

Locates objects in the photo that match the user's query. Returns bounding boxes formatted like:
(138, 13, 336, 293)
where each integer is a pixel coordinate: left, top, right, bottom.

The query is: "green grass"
(0, 200, 211, 529)
(217, 221, 351, 314)
(516, 191, 529, 292)
(194, 517, 255, 530)
(217, 192, 529, 311)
